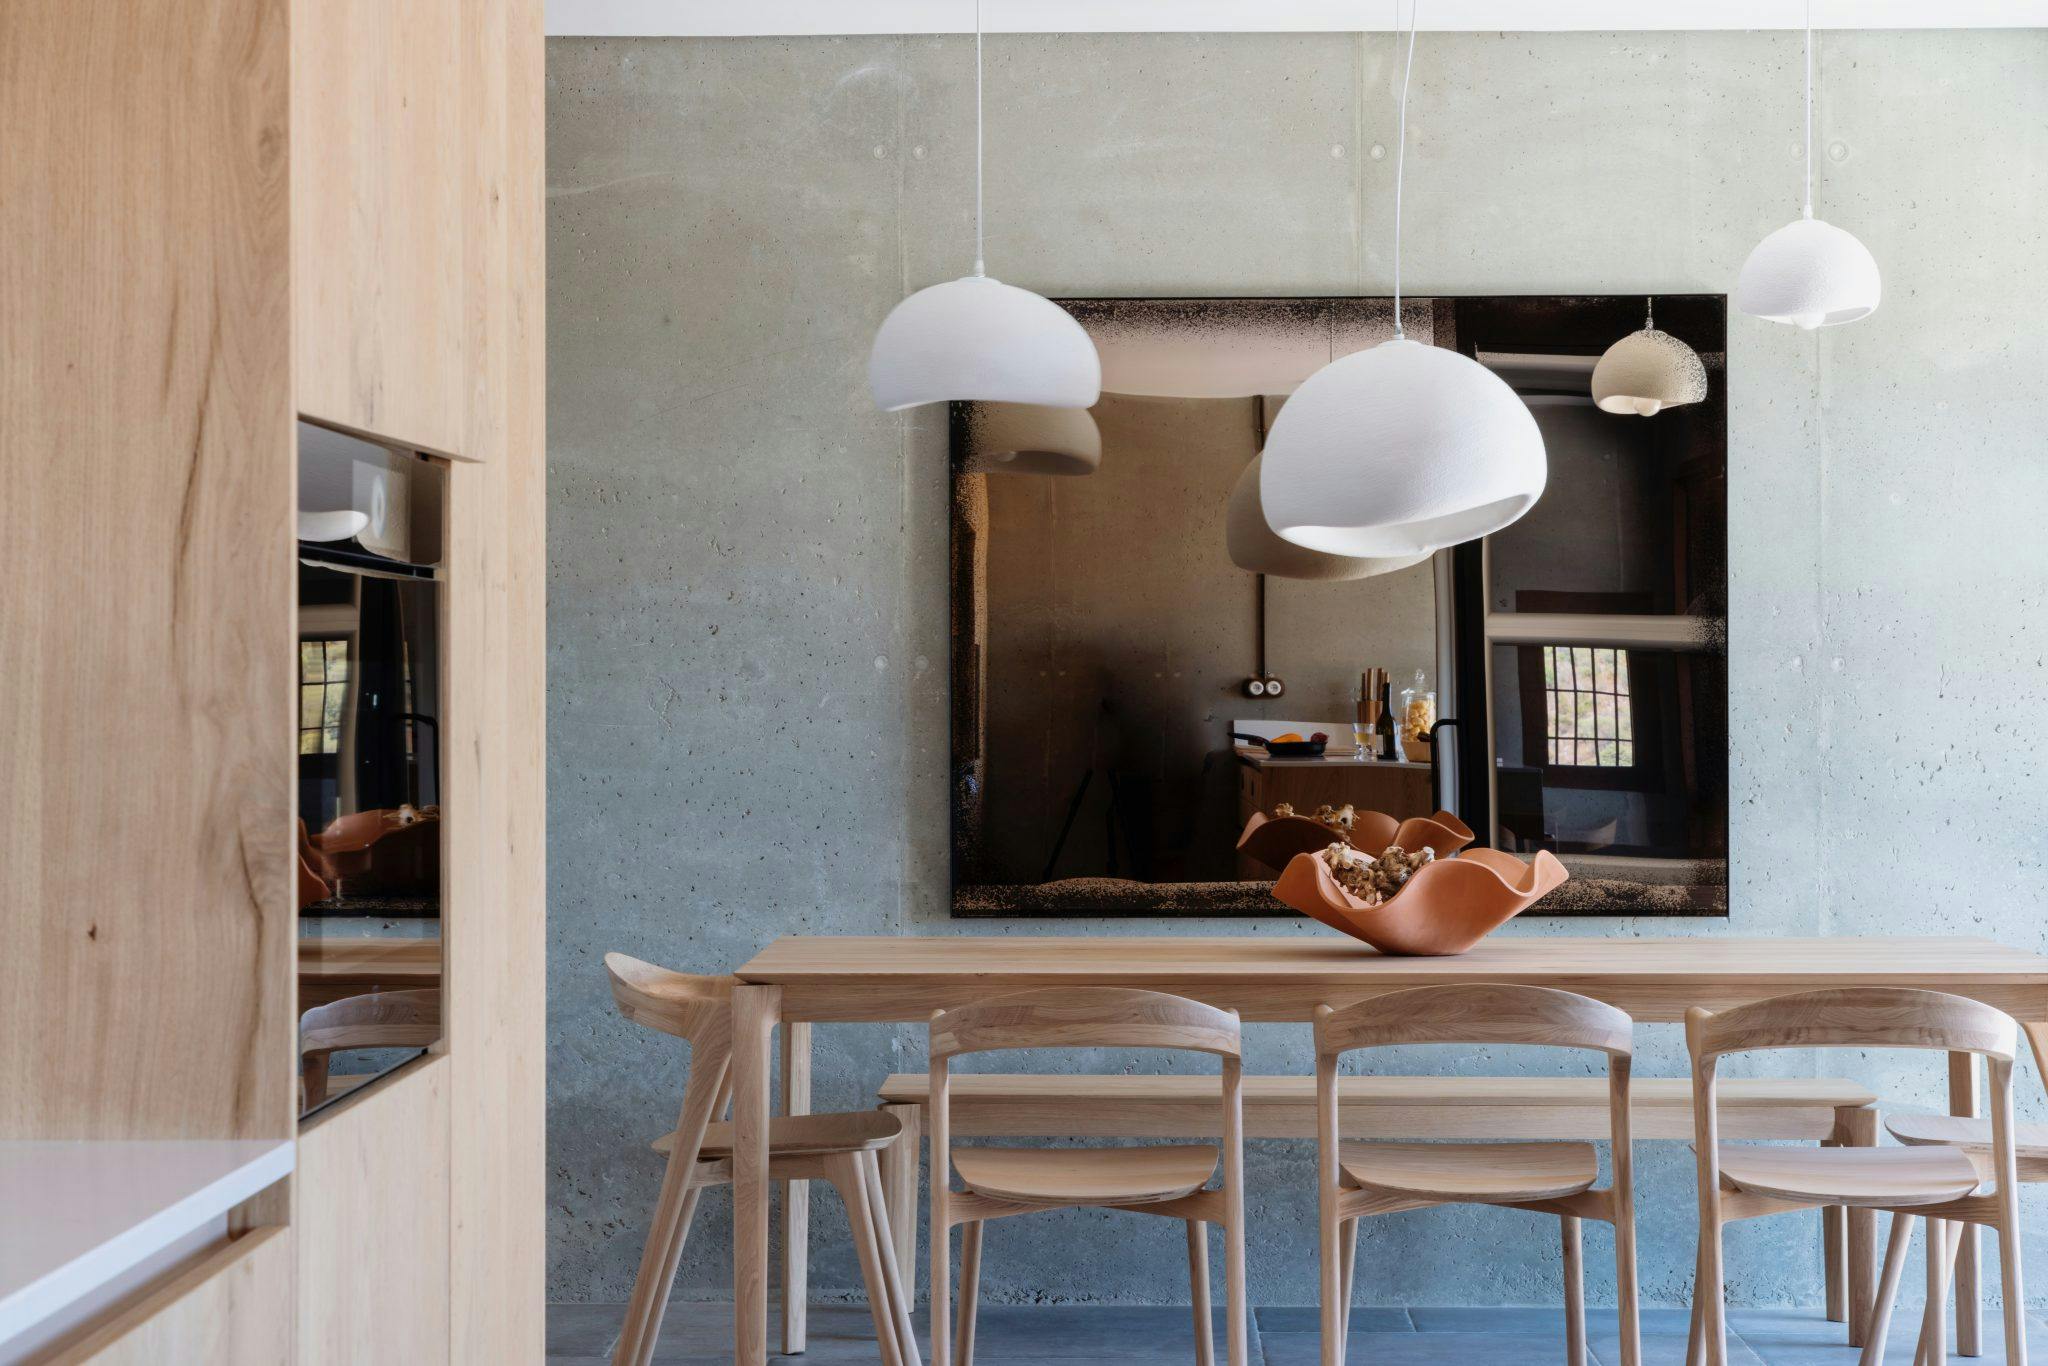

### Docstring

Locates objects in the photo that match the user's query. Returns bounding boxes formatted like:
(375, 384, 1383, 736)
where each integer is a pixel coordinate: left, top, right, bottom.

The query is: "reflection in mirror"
(1450, 296, 1728, 914)
(953, 296, 1728, 918)
(296, 421, 445, 1118)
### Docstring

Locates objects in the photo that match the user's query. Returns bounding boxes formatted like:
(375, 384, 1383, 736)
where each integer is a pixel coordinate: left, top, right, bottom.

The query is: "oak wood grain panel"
(36, 1227, 292, 1366)
(0, 0, 295, 1141)
(296, 1058, 451, 1362)
(443, 0, 547, 1358)
(292, 0, 467, 455)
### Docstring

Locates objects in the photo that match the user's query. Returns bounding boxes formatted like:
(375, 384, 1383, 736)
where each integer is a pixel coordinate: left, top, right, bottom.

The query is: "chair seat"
(1716, 1142, 1990, 1208)
(653, 1108, 902, 1158)
(1887, 1112, 2048, 1158)
(1339, 1141, 1599, 1203)
(951, 1144, 1218, 1206)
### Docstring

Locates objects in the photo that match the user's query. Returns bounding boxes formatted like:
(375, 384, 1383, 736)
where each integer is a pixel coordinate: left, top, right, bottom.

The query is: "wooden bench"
(870, 1072, 1880, 1328)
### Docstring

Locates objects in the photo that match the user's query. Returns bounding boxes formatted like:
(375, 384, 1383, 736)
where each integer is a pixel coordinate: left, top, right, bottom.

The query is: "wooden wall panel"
(0, 0, 296, 1141)
(292, 0, 469, 457)
(41, 1228, 293, 1366)
(445, 0, 548, 1357)
(296, 1060, 452, 1362)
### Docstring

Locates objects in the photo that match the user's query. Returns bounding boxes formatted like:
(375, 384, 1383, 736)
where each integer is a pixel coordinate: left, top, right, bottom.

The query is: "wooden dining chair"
(1877, 1019, 2048, 1366)
(1686, 987, 2026, 1366)
(299, 986, 441, 1107)
(926, 986, 1248, 1366)
(1313, 984, 1641, 1366)
(604, 953, 919, 1366)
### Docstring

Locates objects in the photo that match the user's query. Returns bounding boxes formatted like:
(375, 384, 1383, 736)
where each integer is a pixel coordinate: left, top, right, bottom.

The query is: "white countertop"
(0, 1139, 294, 1352)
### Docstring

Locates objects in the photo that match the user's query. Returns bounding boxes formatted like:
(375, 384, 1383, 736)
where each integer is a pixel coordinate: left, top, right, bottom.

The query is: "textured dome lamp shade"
(1259, 0, 1546, 560)
(1734, 3, 1880, 328)
(1227, 454, 1428, 581)
(961, 402, 1101, 476)
(1591, 298, 1709, 416)
(867, 1, 1100, 412)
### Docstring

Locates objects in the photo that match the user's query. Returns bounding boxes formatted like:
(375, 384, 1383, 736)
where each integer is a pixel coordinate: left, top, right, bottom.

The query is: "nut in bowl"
(1235, 806, 1474, 875)
(1272, 842, 1568, 956)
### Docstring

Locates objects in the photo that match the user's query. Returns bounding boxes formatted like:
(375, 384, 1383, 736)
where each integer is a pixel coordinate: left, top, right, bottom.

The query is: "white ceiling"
(548, 0, 2048, 36)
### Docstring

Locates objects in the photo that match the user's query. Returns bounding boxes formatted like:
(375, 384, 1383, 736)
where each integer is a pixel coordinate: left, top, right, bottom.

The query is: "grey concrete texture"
(545, 30, 2048, 1308)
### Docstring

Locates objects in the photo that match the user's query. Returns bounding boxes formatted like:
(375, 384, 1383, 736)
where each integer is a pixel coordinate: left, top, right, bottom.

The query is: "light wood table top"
(734, 935, 2048, 1023)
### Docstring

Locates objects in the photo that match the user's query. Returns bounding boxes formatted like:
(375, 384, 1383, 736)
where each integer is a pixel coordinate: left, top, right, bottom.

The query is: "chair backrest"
(929, 986, 1242, 1061)
(301, 987, 442, 1056)
(1315, 983, 1633, 1060)
(1687, 987, 2017, 1066)
(300, 988, 442, 1106)
(604, 951, 732, 1046)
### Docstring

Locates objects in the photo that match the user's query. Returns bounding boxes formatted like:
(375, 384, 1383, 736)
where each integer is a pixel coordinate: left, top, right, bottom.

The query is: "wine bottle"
(1376, 679, 1395, 759)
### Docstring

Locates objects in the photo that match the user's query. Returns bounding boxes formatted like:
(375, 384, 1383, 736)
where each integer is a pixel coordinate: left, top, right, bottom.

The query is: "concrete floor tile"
(1264, 1330, 1579, 1364)
(1256, 1305, 1414, 1334)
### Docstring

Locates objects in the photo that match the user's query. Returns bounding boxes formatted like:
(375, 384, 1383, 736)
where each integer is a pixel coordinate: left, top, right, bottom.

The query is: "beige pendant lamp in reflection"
(1259, 0, 1545, 559)
(1591, 298, 1708, 416)
(1227, 454, 1428, 581)
(960, 403, 1101, 476)
(867, 0, 1100, 411)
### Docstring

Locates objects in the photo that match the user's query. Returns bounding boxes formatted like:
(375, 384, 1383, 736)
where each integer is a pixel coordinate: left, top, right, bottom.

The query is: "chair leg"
(1861, 1210, 1917, 1366)
(955, 1220, 984, 1366)
(1561, 1215, 1587, 1366)
(1699, 1219, 1729, 1366)
(1612, 1195, 1642, 1366)
(862, 1152, 922, 1366)
(1999, 1202, 2028, 1366)
(826, 1152, 904, 1366)
(1916, 1218, 1960, 1366)
(1845, 1107, 1881, 1347)
(879, 1103, 923, 1303)
(1340, 1218, 1359, 1346)
(1920, 1219, 1950, 1366)
(1187, 1220, 1214, 1366)
(614, 1066, 728, 1366)
(1824, 1203, 1848, 1323)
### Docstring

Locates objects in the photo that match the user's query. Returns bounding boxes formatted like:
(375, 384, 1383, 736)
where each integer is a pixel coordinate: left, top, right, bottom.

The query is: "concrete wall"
(545, 30, 2048, 1308)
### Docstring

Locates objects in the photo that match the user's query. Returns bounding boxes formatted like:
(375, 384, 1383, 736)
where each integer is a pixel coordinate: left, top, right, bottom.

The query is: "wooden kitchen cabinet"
(292, 0, 469, 457)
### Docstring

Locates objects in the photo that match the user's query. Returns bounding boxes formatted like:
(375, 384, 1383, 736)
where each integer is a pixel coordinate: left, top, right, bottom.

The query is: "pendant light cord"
(1802, 0, 1818, 219)
(1390, 0, 1418, 339)
(973, 0, 986, 275)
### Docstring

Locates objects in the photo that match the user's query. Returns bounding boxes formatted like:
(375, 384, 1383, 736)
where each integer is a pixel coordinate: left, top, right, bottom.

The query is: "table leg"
(734, 984, 780, 1366)
(781, 1020, 812, 1354)
(1949, 1052, 1982, 1358)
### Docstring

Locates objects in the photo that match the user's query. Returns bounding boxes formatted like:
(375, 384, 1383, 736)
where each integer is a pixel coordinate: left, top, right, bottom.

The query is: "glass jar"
(1398, 670, 1436, 754)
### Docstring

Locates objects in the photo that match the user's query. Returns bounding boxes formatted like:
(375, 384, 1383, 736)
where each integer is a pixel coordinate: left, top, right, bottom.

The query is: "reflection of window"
(300, 639, 349, 755)
(1544, 645, 1632, 767)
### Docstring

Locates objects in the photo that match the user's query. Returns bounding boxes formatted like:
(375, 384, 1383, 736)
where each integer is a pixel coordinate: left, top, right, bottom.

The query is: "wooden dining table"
(725, 934, 2048, 1364)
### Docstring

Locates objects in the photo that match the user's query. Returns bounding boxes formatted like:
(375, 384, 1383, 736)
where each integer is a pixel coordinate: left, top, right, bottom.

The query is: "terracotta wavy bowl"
(1235, 808, 1475, 874)
(1272, 845, 1569, 956)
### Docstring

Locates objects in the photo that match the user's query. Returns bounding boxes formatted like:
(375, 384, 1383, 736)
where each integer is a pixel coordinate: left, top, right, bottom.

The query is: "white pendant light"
(1227, 454, 1428, 581)
(1734, 2, 1880, 328)
(1591, 298, 1709, 416)
(961, 402, 1101, 476)
(867, 1, 1100, 412)
(1259, 0, 1545, 560)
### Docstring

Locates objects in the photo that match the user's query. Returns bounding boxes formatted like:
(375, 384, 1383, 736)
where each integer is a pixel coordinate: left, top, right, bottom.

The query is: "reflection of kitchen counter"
(1234, 747, 1429, 771)
(1234, 748, 1433, 876)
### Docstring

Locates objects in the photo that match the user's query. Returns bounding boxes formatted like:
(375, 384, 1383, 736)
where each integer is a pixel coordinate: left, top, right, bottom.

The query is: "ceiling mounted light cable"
(1258, 0, 1545, 559)
(1591, 297, 1709, 416)
(1733, 0, 1880, 328)
(867, 0, 1101, 412)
